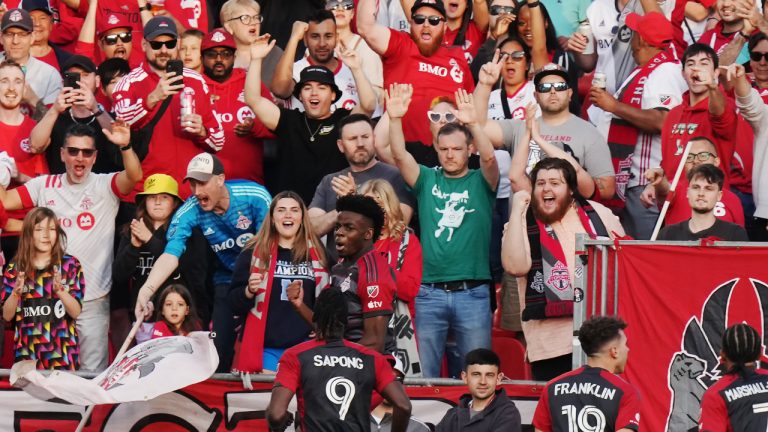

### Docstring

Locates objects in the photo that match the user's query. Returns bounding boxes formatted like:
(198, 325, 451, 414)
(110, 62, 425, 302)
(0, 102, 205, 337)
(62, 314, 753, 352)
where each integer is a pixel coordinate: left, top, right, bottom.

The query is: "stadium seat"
(492, 335, 531, 380)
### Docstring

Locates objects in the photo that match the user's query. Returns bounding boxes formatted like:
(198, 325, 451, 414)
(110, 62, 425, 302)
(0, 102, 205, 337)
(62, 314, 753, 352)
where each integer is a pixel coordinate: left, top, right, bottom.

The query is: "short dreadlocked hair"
(313, 289, 348, 340)
(336, 194, 385, 240)
(722, 323, 762, 377)
(578, 316, 628, 356)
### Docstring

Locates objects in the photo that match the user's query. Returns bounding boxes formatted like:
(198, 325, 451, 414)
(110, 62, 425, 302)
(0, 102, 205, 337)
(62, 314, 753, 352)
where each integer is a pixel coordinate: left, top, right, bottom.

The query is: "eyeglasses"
(325, 1, 354, 11)
(500, 50, 526, 61)
(686, 151, 715, 162)
(490, 5, 516, 15)
(102, 32, 132, 45)
(2, 31, 31, 40)
(427, 111, 456, 123)
(148, 39, 177, 50)
(203, 50, 234, 60)
(536, 82, 569, 93)
(64, 147, 96, 157)
(226, 14, 263, 25)
(412, 14, 444, 26)
(750, 51, 768, 62)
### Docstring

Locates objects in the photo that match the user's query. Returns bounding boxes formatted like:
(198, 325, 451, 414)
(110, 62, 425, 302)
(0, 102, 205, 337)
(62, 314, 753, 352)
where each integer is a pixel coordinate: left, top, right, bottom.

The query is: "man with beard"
(502, 158, 623, 381)
(357, 0, 474, 147)
(200, 28, 273, 184)
(272, 10, 365, 111)
(113, 16, 224, 199)
(697, 0, 753, 65)
(245, 34, 376, 205)
(74, 0, 143, 68)
(658, 164, 748, 240)
(483, 65, 616, 201)
(308, 113, 415, 259)
(387, 83, 498, 378)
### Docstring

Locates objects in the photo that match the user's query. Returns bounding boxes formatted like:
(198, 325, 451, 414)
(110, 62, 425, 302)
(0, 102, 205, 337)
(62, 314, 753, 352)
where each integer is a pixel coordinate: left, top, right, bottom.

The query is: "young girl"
(151, 284, 201, 338)
(1, 208, 83, 370)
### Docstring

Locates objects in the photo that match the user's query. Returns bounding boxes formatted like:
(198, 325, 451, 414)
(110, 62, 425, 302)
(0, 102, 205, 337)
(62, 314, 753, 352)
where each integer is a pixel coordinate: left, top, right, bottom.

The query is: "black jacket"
(436, 389, 522, 432)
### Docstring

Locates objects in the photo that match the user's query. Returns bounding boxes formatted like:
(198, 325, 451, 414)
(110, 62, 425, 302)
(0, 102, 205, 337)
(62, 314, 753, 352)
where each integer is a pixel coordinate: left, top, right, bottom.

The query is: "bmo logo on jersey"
(77, 212, 95, 230)
(418, 59, 464, 84)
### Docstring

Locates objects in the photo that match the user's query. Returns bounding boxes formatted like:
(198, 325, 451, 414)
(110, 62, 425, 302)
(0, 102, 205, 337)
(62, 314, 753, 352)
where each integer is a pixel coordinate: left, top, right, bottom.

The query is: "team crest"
(211, 31, 226, 43)
(367, 285, 379, 298)
(108, 14, 119, 25)
(546, 261, 571, 291)
(79, 196, 94, 210)
(235, 214, 251, 230)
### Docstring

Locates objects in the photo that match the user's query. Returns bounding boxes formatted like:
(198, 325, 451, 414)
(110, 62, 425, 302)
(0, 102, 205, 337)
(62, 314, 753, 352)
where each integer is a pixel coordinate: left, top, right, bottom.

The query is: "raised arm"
(473, 49, 502, 125)
(77, 0, 97, 45)
(357, 0, 393, 55)
(527, 0, 550, 69)
(454, 89, 499, 190)
(473, 0, 491, 34)
(589, 87, 668, 133)
(245, 35, 282, 131)
(29, 90, 71, 154)
(373, 113, 395, 164)
(566, 31, 597, 72)
(386, 84, 421, 187)
(340, 42, 376, 116)
(270, 22, 306, 99)
(502, 190, 532, 275)
(104, 119, 143, 194)
(135, 253, 180, 319)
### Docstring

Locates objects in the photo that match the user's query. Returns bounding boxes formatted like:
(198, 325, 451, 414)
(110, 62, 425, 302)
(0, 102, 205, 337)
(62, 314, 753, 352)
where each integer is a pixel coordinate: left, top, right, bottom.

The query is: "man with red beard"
(357, 0, 474, 147)
(502, 157, 624, 381)
(75, 8, 142, 68)
(200, 28, 273, 184)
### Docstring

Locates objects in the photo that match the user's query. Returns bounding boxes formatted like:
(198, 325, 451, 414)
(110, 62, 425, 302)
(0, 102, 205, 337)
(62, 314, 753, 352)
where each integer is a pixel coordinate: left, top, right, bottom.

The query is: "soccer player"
(699, 323, 768, 431)
(267, 288, 412, 432)
(533, 316, 641, 432)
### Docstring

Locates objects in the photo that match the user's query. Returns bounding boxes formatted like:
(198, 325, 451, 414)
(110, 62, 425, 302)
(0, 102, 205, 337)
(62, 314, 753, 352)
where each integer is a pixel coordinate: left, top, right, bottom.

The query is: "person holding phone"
(113, 16, 224, 199)
(228, 191, 329, 373)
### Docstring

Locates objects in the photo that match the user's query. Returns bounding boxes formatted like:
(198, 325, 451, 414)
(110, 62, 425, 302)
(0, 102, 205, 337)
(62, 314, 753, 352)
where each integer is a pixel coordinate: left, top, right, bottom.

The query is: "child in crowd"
(151, 284, 202, 338)
(180, 29, 205, 72)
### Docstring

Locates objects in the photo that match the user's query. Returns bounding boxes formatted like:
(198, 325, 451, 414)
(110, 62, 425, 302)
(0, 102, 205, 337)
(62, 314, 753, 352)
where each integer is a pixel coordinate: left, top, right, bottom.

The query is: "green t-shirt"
(412, 165, 496, 283)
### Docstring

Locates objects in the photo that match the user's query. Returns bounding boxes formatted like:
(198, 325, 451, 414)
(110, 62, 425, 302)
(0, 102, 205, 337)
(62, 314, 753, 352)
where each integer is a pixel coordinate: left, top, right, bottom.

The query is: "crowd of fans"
(0, 0, 763, 404)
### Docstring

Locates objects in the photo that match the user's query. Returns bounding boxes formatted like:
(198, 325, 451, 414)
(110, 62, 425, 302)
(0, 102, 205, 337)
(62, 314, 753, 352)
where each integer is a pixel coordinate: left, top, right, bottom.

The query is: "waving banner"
(10, 332, 218, 405)
(616, 244, 768, 432)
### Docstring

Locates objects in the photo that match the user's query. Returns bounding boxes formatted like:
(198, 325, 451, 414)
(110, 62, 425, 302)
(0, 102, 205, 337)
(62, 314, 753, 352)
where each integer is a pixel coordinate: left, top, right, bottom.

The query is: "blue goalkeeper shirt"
(165, 180, 271, 284)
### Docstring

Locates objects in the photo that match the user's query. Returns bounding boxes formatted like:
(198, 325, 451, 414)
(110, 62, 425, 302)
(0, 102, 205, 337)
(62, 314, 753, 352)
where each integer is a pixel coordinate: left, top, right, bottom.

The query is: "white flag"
(10, 332, 218, 406)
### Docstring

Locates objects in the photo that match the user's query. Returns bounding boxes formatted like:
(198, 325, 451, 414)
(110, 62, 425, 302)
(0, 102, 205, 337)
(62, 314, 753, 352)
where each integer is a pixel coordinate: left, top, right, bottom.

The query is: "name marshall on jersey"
(553, 382, 617, 400)
(313, 355, 364, 370)
(724, 380, 768, 402)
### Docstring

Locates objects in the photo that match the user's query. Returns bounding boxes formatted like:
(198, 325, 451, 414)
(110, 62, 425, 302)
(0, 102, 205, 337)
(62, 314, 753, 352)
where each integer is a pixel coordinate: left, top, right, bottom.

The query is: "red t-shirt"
(699, 369, 768, 432)
(151, 321, 176, 338)
(664, 186, 745, 226)
(443, 21, 486, 64)
(382, 29, 474, 146)
(374, 232, 422, 318)
(698, 22, 736, 56)
(78, 0, 208, 31)
(0, 116, 47, 225)
(33, 49, 60, 71)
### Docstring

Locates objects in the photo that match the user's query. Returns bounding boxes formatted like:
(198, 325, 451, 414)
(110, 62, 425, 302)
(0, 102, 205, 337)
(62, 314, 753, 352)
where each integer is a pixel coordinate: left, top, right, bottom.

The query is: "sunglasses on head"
(536, 81, 569, 93)
(148, 39, 178, 50)
(490, 5, 516, 15)
(64, 147, 96, 157)
(427, 111, 456, 123)
(750, 51, 768, 62)
(412, 14, 444, 26)
(102, 32, 132, 45)
(500, 50, 525, 61)
(325, 1, 354, 10)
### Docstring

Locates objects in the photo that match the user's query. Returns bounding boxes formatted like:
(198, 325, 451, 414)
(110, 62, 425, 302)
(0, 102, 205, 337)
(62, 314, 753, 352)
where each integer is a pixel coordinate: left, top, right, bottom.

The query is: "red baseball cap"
(625, 12, 673, 48)
(201, 28, 237, 52)
(97, 13, 132, 37)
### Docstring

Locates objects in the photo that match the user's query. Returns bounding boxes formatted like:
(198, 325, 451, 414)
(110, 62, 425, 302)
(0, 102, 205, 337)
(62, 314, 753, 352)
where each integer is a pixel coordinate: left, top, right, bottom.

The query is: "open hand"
(384, 83, 413, 119)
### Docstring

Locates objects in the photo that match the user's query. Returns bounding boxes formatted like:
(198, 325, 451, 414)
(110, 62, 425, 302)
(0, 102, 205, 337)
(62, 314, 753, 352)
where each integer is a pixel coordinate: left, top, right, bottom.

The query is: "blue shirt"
(166, 180, 271, 284)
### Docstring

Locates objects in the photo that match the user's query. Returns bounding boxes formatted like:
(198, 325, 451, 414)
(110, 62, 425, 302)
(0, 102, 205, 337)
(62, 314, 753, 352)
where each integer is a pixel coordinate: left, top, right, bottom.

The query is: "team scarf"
(605, 49, 677, 209)
(522, 196, 608, 321)
(235, 241, 330, 373)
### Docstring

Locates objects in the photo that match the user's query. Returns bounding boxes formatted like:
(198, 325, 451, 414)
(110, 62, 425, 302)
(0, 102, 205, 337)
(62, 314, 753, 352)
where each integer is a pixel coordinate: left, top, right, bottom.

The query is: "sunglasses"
(750, 51, 768, 62)
(148, 39, 178, 50)
(64, 147, 96, 157)
(490, 5, 516, 15)
(203, 49, 234, 60)
(500, 50, 526, 61)
(536, 82, 569, 93)
(325, 1, 354, 10)
(102, 32, 132, 45)
(686, 151, 716, 162)
(427, 111, 456, 123)
(412, 14, 444, 26)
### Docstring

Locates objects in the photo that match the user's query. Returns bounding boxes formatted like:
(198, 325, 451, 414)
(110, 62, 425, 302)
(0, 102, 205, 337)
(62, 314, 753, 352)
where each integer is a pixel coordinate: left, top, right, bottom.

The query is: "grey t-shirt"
(310, 162, 416, 212)
(499, 115, 615, 178)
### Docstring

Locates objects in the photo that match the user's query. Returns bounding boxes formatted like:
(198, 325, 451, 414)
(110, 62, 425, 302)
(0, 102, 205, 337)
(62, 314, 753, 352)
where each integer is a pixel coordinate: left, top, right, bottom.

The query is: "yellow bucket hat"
(136, 174, 181, 200)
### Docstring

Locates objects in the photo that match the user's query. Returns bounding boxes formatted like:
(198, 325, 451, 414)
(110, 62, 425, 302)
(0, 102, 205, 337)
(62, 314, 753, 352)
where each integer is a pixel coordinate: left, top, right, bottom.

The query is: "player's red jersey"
(700, 369, 768, 432)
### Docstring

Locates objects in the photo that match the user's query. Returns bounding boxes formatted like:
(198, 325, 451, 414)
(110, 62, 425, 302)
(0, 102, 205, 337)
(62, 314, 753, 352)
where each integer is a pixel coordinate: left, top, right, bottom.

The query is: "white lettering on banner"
(418, 62, 448, 77)
(212, 238, 235, 252)
(313, 355, 364, 369)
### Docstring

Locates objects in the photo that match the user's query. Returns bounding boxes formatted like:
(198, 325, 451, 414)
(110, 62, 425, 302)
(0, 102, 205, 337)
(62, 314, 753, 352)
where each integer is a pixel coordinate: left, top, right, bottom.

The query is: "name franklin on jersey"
(553, 382, 617, 400)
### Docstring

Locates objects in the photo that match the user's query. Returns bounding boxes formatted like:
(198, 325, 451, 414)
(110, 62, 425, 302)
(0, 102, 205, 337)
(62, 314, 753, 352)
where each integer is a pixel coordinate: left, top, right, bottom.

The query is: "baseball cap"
(293, 65, 342, 103)
(61, 55, 97, 74)
(625, 12, 673, 48)
(533, 63, 569, 86)
(184, 153, 225, 182)
(201, 28, 236, 52)
(143, 16, 178, 40)
(137, 174, 182, 200)
(22, 0, 52, 15)
(1, 9, 33, 33)
(97, 13, 132, 37)
(410, 0, 446, 18)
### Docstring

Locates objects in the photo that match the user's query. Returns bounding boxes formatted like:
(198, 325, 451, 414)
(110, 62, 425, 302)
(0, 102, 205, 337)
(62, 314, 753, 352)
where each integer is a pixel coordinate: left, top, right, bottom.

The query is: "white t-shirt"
(288, 57, 359, 112)
(19, 173, 120, 301)
(377, 0, 409, 32)
(586, 0, 620, 137)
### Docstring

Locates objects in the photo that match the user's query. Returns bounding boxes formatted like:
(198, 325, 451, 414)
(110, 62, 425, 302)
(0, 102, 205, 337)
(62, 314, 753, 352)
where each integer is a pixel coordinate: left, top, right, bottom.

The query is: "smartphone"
(63, 71, 80, 89)
(165, 59, 183, 84)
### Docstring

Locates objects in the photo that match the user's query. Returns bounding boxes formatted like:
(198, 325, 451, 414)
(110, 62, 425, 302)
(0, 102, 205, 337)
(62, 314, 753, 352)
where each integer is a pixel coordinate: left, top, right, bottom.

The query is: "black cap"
(1, 9, 33, 32)
(143, 16, 178, 40)
(533, 63, 569, 86)
(410, 0, 446, 19)
(293, 65, 341, 103)
(22, 0, 52, 15)
(61, 55, 97, 73)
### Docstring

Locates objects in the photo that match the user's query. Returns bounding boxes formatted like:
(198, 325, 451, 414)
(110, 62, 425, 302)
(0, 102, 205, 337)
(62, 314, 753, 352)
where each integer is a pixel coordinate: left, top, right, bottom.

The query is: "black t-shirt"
(274, 338, 396, 432)
(658, 219, 749, 241)
(274, 108, 350, 204)
(47, 112, 122, 175)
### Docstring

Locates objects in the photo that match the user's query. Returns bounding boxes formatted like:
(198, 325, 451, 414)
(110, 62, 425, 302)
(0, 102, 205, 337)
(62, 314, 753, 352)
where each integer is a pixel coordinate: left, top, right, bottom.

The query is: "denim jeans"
(415, 283, 492, 378)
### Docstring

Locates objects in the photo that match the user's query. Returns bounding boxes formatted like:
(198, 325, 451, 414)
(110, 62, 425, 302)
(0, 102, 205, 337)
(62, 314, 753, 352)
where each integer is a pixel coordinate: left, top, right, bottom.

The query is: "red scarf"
(605, 50, 677, 209)
(234, 241, 329, 373)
